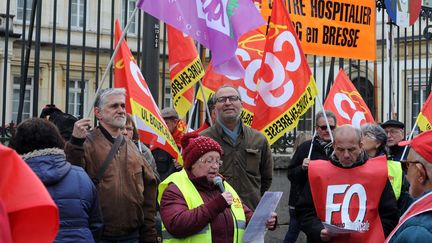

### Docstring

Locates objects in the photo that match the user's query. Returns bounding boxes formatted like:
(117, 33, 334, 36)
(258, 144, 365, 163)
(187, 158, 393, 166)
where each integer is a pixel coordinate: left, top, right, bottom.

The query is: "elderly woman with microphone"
(159, 132, 277, 242)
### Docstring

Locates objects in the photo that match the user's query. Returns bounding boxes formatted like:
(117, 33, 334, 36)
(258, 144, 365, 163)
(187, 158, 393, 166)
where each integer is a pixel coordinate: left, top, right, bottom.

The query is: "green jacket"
(201, 121, 273, 210)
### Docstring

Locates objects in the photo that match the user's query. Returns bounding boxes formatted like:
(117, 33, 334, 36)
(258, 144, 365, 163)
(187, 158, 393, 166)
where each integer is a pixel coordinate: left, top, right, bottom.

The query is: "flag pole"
(86, 7, 139, 118)
(187, 87, 197, 129)
(400, 121, 418, 160)
(306, 94, 334, 159)
(199, 80, 213, 126)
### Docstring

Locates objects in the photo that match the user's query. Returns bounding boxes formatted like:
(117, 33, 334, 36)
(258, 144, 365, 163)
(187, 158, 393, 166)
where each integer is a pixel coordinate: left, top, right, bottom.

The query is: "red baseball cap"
(399, 130, 432, 163)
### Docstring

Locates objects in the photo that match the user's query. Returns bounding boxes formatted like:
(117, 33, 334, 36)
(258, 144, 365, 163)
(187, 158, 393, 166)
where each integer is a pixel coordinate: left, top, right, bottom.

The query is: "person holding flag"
(65, 88, 158, 243)
(386, 130, 432, 242)
(286, 110, 336, 243)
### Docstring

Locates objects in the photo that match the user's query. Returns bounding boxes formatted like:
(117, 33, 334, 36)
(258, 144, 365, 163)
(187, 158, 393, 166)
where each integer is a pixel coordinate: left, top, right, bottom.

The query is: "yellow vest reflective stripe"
(158, 169, 246, 243)
(387, 160, 403, 200)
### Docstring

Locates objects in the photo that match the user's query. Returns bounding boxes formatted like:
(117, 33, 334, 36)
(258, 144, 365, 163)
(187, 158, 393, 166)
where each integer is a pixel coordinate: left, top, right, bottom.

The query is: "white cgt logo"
(257, 31, 300, 107)
(326, 184, 367, 229)
(334, 93, 366, 128)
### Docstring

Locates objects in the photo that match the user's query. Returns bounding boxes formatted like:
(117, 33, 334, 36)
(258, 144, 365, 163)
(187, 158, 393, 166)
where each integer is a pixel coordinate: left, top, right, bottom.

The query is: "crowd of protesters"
(1, 85, 432, 243)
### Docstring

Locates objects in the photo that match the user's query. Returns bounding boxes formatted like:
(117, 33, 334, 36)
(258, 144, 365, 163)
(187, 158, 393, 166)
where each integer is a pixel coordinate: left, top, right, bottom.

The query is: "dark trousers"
(283, 208, 301, 243)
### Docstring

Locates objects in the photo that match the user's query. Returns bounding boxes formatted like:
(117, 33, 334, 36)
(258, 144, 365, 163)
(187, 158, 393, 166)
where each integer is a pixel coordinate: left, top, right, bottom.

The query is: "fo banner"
(200, 29, 266, 127)
(252, 0, 318, 145)
(259, 0, 376, 60)
(324, 69, 374, 128)
(385, 0, 421, 27)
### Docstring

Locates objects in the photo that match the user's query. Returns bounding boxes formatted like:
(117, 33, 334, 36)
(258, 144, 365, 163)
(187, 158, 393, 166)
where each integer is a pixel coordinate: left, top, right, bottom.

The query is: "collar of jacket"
(21, 147, 64, 161)
(329, 150, 369, 169)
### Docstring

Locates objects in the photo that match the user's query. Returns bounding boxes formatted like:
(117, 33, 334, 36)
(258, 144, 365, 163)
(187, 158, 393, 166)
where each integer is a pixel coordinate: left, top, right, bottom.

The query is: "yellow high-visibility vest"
(387, 160, 403, 200)
(158, 169, 246, 243)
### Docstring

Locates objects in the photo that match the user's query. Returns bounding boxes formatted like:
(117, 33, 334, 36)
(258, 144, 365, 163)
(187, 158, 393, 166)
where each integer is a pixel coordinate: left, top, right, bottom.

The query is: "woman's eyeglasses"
(199, 158, 223, 166)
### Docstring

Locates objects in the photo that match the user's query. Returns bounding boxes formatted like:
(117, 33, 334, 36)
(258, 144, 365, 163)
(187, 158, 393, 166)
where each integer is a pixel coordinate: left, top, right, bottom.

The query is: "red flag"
(113, 20, 183, 164)
(324, 69, 374, 128)
(0, 145, 58, 243)
(252, 0, 318, 144)
(200, 29, 266, 127)
(416, 92, 432, 131)
(167, 25, 204, 118)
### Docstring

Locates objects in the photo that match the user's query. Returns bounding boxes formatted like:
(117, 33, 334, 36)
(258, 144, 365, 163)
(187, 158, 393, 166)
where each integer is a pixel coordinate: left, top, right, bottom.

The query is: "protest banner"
(167, 25, 204, 118)
(200, 29, 266, 127)
(324, 69, 374, 128)
(259, 0, 376, 60)
(416, 92, 432, 131)
(252, 0, 318, 145)
(113, 20, 183, 163)
(137, 0, 264, 77)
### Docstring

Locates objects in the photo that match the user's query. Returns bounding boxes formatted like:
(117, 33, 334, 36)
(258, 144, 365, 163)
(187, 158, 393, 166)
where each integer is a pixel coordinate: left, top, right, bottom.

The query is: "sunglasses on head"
(317, 125, 336, 130)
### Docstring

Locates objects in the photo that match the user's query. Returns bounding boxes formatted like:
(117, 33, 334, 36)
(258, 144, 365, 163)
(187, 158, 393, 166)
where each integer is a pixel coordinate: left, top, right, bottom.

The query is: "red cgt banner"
(252, 0, 318, 145)
(324, 69, 374, 128)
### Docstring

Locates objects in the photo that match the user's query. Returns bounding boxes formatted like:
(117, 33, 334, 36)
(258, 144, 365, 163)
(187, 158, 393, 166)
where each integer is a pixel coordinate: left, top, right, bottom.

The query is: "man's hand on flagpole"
(302, 158, 310, 170)
(72, 118, 92, 139)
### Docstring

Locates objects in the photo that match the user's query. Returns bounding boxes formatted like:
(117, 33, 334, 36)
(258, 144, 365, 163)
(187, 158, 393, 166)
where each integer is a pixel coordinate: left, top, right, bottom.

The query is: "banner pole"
(86, 7, 139, 118)
(400, 121, 418, 160)
(199, 80, 213, 126)
(187, 87, 197, 129)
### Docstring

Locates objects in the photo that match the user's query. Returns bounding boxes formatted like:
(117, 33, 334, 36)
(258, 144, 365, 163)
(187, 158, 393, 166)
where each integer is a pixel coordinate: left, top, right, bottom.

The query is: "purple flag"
(137, 0, 264, 78)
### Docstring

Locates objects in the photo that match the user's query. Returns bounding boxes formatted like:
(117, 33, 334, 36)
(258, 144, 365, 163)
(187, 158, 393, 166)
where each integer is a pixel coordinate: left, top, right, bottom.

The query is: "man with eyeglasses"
(285, 110, 336, 243)
(65, 88, 158, 243)
(200, 85, 273, 210)
(381, 120, 408, 161)
(386, 130, 432, 242)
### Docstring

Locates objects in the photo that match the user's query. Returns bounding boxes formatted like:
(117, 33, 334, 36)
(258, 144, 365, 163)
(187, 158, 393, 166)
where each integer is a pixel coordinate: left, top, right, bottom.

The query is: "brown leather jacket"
(65, 127, 157, 242)
(200, 121, 273, 210)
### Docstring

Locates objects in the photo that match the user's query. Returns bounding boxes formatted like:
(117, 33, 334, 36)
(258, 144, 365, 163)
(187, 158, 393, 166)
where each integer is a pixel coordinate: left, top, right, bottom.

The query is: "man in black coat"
(284, 110, 336, 243)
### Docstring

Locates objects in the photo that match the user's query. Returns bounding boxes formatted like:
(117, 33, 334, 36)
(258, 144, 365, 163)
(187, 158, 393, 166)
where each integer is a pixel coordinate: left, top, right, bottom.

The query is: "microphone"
(213, 176, 225, 192)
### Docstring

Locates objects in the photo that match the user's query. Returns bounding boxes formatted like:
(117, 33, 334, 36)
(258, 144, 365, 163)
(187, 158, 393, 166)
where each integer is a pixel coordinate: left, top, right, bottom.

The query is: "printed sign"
(259, 0, 376, 60)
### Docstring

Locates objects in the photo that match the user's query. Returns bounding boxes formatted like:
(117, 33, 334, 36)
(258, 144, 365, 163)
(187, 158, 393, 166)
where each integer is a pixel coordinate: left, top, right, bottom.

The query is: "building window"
(12, 77, 33, 122)
(71, 0, 85, 28)
(68, 80, 88, 118)
(296, 109, 313, 133)
(16, 0, 32, 23)
(121, 0, 137, 34)
(164, 84, 172, 108)
(408, 76, 428, 132)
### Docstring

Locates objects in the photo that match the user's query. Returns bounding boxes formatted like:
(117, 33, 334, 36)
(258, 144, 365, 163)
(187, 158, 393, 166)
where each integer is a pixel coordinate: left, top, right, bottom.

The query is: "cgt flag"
(416, 92, 432, 131)
(199, 29, 266, 127)
(113, 20, 183, 164)
(324, 69, 374, 128)
(252, 0, 318, 145)
(137, 0, 264, 78)
(167, 25, 204, 119)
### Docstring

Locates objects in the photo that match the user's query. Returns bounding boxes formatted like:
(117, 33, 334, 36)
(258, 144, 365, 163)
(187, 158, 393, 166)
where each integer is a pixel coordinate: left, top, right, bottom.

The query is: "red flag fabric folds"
(324, 69, 374, 128)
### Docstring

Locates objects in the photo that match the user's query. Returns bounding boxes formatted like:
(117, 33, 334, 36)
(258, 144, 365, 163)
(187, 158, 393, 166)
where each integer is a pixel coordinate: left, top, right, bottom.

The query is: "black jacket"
(389, 145, 409, 161)
(295, 157, 399, 242)
(287, 138, 332, 206)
